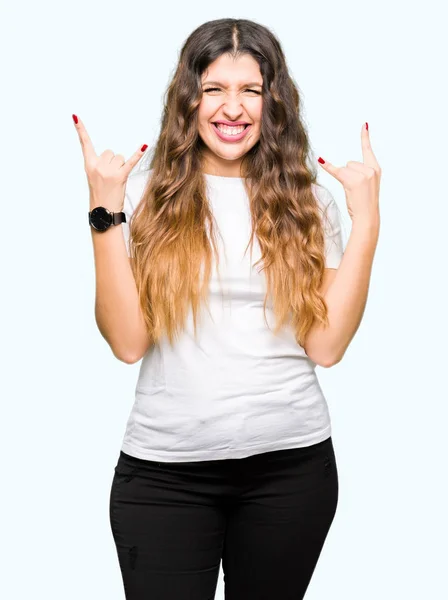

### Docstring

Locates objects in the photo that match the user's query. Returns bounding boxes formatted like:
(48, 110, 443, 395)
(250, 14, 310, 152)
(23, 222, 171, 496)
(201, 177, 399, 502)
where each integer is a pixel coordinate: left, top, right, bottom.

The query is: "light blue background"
(1, 0, 447, 598)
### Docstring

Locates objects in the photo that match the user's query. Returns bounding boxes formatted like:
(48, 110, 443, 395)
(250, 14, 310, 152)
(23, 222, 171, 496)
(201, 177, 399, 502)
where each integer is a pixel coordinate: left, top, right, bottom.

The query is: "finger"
(361, 122, 379, 168)
(110, 154, 126, 167)
(317, 156, 342, 183)
(121, 144, 148, 175)
(72, 114, 97, 164)
(346, 160, 373, 175)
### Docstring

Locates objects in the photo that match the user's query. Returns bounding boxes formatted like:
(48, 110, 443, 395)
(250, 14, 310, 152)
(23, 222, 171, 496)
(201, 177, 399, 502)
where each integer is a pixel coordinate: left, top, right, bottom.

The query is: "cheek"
(198, 99, 218, 122)
(197, 105, 206, 124)
(244, 101, 262, 130)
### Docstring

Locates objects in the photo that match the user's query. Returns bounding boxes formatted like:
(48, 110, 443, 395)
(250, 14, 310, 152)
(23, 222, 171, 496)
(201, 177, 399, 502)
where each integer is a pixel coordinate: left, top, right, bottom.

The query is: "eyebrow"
(202, 80, 263, 88)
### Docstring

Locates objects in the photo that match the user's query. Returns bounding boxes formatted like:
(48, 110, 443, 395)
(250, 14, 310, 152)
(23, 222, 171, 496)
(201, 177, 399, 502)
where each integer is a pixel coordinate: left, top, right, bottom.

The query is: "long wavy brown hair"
(129, 18, 336, 349)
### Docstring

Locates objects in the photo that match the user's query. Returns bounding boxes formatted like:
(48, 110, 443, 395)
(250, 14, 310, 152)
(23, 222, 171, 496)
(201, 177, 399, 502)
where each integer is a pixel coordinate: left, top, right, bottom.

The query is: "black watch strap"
(112, 212, 127, 225)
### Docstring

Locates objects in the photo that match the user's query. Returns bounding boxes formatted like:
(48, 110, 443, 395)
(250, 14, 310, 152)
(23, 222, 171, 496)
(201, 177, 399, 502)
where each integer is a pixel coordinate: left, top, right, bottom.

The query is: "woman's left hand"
(318, 123, 381, 226)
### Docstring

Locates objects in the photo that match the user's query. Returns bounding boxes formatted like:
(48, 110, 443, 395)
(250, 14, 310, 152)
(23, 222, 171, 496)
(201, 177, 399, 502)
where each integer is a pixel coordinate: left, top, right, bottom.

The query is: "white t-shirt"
(119, 169, 344, 462)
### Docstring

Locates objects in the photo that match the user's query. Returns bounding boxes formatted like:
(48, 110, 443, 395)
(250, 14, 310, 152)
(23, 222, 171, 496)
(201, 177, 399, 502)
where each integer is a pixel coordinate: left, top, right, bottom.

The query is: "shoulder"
(311, 182, 341, 224)
(124, 168, 154, 212)
(311, 182, 336, 211)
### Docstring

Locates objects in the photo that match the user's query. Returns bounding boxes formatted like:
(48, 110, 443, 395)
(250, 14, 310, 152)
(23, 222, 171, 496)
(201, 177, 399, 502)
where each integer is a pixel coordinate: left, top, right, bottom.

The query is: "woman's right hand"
(72, 114, 148, 212)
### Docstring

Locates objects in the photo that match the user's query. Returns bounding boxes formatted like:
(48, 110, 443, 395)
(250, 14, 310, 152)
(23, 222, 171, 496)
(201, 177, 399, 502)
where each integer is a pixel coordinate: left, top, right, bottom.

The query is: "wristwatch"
(88, 206, 126, 232)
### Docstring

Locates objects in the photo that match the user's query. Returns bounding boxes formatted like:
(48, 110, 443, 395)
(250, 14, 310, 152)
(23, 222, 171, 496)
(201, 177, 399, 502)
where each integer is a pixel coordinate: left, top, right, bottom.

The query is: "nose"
(221, 95, 245, 120)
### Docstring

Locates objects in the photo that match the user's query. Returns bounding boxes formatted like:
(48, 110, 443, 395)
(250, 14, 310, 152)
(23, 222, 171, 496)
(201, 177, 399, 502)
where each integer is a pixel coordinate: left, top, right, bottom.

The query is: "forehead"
(201, 53, 262, 85)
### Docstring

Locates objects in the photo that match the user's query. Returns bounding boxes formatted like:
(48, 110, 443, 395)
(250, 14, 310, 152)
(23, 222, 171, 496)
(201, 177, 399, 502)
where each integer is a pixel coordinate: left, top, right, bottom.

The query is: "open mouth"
(213, 122, 250, 129)
(211, 122, 252, 142)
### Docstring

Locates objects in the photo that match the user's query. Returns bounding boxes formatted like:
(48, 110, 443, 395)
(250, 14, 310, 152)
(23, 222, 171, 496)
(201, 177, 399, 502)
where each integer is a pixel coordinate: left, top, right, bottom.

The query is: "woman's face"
(198, 53, 263, 177)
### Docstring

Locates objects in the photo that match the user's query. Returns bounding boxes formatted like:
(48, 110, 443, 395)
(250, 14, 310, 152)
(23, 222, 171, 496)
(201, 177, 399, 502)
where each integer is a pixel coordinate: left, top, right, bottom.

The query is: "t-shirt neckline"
(203, 172, 245, 183)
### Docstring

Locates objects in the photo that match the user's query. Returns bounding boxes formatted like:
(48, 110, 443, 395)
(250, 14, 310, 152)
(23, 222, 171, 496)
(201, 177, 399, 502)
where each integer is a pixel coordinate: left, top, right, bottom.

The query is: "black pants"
(109, 436, 338, 600)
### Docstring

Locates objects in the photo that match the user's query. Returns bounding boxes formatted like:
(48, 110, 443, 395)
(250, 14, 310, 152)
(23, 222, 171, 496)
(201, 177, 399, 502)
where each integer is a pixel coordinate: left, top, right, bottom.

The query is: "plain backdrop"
(1, 0, 447, 598)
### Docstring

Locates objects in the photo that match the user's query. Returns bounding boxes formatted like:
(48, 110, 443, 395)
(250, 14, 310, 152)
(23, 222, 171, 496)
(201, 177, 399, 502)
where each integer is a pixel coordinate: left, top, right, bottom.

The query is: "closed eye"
(203, 87, 261, 95)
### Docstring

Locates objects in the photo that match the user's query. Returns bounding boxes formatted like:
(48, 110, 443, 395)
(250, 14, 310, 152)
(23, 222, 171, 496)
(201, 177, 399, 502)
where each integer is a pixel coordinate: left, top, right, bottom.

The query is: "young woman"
(75, 17, 380, 600)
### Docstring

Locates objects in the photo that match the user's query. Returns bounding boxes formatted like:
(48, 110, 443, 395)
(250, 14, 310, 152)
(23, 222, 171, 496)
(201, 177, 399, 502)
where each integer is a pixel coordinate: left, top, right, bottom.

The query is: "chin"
(213, 149, 247, 161)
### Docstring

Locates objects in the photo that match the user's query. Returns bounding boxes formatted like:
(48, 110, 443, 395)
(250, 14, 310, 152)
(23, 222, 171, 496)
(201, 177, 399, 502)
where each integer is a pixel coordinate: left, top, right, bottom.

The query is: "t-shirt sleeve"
(122, 169, 153, 257)
(313, 183, 344, 269)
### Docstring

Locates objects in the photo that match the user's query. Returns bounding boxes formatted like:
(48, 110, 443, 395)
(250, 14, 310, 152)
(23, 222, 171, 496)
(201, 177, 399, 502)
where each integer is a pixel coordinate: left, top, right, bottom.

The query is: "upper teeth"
(216, 124, 247, 135)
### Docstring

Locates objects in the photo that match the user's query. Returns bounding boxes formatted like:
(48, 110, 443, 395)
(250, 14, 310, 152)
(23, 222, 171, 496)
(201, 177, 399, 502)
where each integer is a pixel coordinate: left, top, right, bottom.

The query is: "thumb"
(317, 156, 341, 181)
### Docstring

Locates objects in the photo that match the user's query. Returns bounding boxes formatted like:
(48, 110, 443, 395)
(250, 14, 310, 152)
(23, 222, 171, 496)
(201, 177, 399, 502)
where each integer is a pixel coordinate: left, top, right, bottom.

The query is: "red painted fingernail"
(72, 114, 78, 124)
(318, 157, 325, 164)
(365, 122, 369, 131)
(141, 144, 148, 152)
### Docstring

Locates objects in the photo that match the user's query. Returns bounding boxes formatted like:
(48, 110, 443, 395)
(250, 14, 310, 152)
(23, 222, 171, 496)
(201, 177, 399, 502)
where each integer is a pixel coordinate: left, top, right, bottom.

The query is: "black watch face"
(90, 207, 113, 231)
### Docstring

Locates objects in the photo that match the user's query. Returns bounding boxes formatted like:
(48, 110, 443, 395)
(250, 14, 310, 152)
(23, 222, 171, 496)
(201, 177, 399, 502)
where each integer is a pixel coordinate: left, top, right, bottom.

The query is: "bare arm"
(304, 219, 379, 367)
(92, 225, 152, 364)
(306, 123, 382, 367)
(73, 113, 151, 364)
